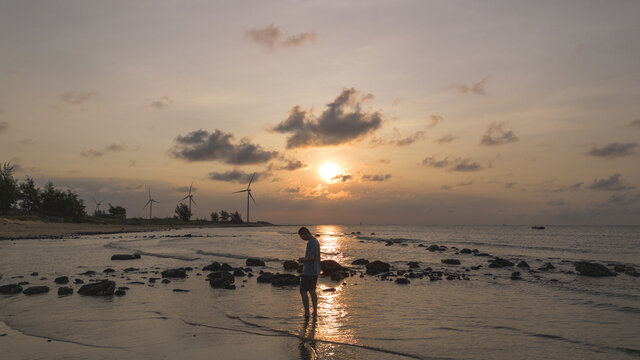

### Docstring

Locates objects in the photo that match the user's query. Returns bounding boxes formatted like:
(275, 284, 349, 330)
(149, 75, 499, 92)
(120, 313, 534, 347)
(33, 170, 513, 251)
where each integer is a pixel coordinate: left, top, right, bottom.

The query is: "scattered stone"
(114, 290, 126, 296)
(110, 254, 141, 260)
(427, 245, 447, 252)
(474, 253, 492, 257)
(351, 259, 369, 265)
(366, 260, 390, 275)
(538, 263, 555, 271)
(442, 259, 461, 265)
(123, 267, 139, 273)
(80, 270, 96, 276)
(510, 272, 522, 280)
(57, 287, 73, 296)
(321, 260, 348, 274)
(460, 248, 472, 254)
(246, 258, 265, 267)
(614, 265, 639, 277)
(323, 287, 336, 292)
(173, 289, 190, 292)
(470, 266, 481, 270)
(118, 286, 129, 291)
(0, 284, 23, 295)
(575, 262, 616, 277)
(23, 286, 50, 295)
(220, 263, 233, 272)
(161, 269, 187, 278)
(271, 274, 300, 287)
(208, 271, 234, 288)
(52, 276, 68, 285)
(78, 280, 116, 296)
(148, 278, 159, 283)
(74, 279, 84, 284)
(407, 261, 420, 268)
(126, 281, 145, 285)
(225, 284, 236, 290)
(395, 278, 410, 284)
(233, 269, 246, 277)
(30, 272, 39, 276)
(18, 281, 29, 285)
(517, 261, 530, 268)
(283, 260, 299, 271)
(161, 279, 171, 284)
(202, 262, 221, 272)
(489, 258, 515, 268)
(257, 272, 275, 283)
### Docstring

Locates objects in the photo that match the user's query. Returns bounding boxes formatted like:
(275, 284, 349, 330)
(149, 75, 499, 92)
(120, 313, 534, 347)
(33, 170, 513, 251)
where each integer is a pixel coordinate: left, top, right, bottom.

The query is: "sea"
(1, 225, 639, 359)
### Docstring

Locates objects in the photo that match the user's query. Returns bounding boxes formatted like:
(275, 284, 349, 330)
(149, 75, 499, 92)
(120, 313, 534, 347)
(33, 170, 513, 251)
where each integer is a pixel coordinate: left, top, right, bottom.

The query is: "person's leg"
(300, 289, 310, 316)
(310, 290, 317, 317)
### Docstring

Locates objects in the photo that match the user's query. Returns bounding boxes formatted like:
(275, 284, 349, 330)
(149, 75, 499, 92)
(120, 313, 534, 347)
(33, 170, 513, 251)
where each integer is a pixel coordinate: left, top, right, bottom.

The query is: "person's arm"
(298, 241, 315, 263)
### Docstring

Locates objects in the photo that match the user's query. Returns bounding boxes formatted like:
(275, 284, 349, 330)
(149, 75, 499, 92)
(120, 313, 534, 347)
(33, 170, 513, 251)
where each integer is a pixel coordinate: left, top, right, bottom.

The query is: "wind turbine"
(178, 181, 197, 220)
(92, 197, 105, 214)
(232, 173, 256, 223)
(143, 187, 158, 219)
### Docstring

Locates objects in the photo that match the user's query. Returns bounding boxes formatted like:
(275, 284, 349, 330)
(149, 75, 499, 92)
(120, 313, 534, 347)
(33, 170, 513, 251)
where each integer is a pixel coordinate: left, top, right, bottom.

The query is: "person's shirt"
(302, 236, 321, 276)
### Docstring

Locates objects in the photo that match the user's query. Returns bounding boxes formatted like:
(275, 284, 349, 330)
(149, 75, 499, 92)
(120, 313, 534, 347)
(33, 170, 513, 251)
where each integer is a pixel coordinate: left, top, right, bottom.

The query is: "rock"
(30, 272, 39, 276)
(54, 276, 69, 284)
(614, 265, 639, 277)
(123, 267, 139, 273)
(271, 274, 300, 286)
(510, 271, 522, 280)
(330, 272, 347, 282)
(395, 278, 410, 284)
(23, 286, 50, 295)
(57, 287, 73, 296)
(233, 269, 246, 277)
(283, 260, 299, 271)
(0, 284, 23, 295)
(220, 263, 233, 272)
(257, 272, 275, 283)
(321, 260, 348, 274)
(208, 271, 234, 288)
(407, 261, 420, 268)
(427, 245, 446, 252)
(460, 248, 472, 254)
(488, 258, 514, 268)
(323, 287, 336, 292)
(474, 253, 492, 257)
(173, 289, 190, 292)
(114, 290, 126, 296)
(225, 284, 236, 290)
(202, 262, 221, 272)
(246, 258, 265, 267)
(161, 279, 171, 284)
(351, 259, 370, 265)
(80, 270, 96, 276)
(366, 260, 390, 275)
(517, 261, 530, 268)
(103, 268, 116, 273)
(110, 254, 141, 260)
(78, 280, 116, 296)
(161, 269, 187, 278)
(18, 281, 29, 285)
(441, 259, 461, 265)
(118, 286, 129, 291)
(575, 262, 616, 277)
(74, 279, 84, 284)
(538, 263, 555, 271)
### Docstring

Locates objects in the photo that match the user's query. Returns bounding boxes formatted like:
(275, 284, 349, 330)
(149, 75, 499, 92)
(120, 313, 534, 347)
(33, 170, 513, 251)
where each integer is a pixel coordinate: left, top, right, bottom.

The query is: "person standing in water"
(297, 227, 321, 318)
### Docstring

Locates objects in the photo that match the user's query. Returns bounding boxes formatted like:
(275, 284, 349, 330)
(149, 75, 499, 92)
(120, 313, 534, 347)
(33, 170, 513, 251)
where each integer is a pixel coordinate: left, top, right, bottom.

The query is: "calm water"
(1, 225, 639, 359)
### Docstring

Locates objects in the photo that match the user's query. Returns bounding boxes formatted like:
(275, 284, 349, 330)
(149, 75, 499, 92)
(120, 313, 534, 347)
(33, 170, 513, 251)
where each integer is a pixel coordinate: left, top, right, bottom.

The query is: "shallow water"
(1, 225, 639, 359)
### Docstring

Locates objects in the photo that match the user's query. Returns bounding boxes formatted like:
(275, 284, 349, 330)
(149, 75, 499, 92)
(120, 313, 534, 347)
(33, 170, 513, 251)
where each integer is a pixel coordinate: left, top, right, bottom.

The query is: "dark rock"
(78, 280, 116, 296)
(442, 259, 461, 265)
(470, 266, 481, 270)
(30, 272, 39, 276)
(126, 281, 145, 285)
(517, 261, 530, 268)
(103, 268, 116, 273)
(220, 263, 233, 272)
(614, 265, 639, 277)
(18, 281, 29, 285)
(23, 286, 50, 295)
(330, 272, 348, 282)
(225, 284, 236, 290)
(173, 289, 190, 292)
(0, 284, 23, 295)
(110, 254, 141, 260)
(257, 272, 275, 283)
(208, 271, 234, 288)
(246, 258, 265, 267)
(427, 245, 446, 252)
(575, 262, 616, 277)
(161, 268, 187, 278)
(57, 287, 73, 296)
(123, 267, 139, 273)
(74, 279, 84, 284)
(271, 274, 300, 286)
(118, 286, 129, 291)
(366, 260, 391, 275)
(510, 272, 522, 280)
(323, 287, 336, 292)
(297, 264, 304, 273)
(283, 260, 299, 271)
(351, 259, 370, 265)
(489, 258, 515, 268)
(202, 262, 221, 272)
(460, 248, 472, 254)
(148, 278, 158, 283)
(80, 270, 96, 276)
(161, 279, 171, 284)
(395, 278, 410, 284)
(233, 269, 246, 277)
(321, 260, 348, 274)
(538, 263, 555, 271)
(407, 261, 420, 268)
(474, 253, 492, 257)
(114, 290, 126, 296)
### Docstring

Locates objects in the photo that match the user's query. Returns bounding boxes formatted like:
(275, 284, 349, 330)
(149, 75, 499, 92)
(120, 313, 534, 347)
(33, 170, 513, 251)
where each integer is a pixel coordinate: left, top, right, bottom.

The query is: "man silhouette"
(297, 227, 320, 318)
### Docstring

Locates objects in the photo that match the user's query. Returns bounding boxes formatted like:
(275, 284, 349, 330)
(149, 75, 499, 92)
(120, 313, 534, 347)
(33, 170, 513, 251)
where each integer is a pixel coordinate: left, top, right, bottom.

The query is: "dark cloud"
(480, 122, 518, 146)
(586, 142, 637, 158)
(361, 174, 392, 182)
(629, 119, 640, 127)
(278, 159, 306, 171)
(422, 157, 483, 172)
(427, 114, 443, 128)
(0, 121, 7, 133)
(446, 78, 487, 95)
(547, 181, 583, 193)
(441, 184, 453, 191)
(422, 157, 450, 168)
(105, 143, 125, 152)
(332, 174, 353, 183)
(80, 149, 104, 158)
(546, 200, 565, 207)
(245, 25, 316, 49)
(434, 134, 456, 144)
(272, 88, 383, 149)
(60, 91, 98, 105)
(370, 130, 425, 147)
(207, 169, 268, 184)
(587, 174, 634, 191)
(458, 181, 473, 186)
(171, 129, 279, 165)
(151, 96, 172, 110)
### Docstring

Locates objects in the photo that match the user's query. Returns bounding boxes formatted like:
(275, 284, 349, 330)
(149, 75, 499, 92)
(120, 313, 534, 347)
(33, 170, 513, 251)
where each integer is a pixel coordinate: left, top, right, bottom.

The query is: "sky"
(1, 0, 639, 225)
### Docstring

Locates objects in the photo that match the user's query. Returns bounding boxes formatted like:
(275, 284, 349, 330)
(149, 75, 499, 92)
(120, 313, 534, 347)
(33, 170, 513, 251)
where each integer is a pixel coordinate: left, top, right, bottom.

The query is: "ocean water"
(1, 225, 639, 359)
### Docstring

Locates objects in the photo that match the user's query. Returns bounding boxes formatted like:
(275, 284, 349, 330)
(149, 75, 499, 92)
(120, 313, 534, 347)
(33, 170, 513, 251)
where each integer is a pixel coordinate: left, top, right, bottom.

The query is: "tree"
(175, 203, 191, 222)
(0, 162, 19, 212)
(18, 176, 41, 213)
(39, 182, 85, 221)
(108, 203, 127, 219)
(230, 211, 243, 224)
(219, 210, 230, 222)
(210, 211, 219, 222)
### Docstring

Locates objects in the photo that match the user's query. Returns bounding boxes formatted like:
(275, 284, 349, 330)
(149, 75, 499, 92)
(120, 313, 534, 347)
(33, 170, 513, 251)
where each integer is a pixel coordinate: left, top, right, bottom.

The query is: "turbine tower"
(92, 197, 105, 214)
(143, 187, 158, 219)
(232, 173, 256, 223)
(178, 181, 197, 220)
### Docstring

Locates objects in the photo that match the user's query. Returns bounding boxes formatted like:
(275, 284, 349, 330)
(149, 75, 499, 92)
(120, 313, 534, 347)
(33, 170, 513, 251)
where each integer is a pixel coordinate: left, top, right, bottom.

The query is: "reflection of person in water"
(298, 315, 317, 360)
(297, 227, 321, 318)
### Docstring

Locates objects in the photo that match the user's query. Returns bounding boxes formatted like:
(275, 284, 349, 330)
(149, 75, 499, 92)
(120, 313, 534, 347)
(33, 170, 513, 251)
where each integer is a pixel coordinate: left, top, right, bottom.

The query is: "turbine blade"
(233, 190, 248, 194)
(143, 200, 150, 210)
(148, 187, 151, 199)
(179, 195, 189, 201)
(191, 198, 197, 206)
(249, 192, 256, 205)
(248, 172, 256, 188)
(189, 181, 193, 195)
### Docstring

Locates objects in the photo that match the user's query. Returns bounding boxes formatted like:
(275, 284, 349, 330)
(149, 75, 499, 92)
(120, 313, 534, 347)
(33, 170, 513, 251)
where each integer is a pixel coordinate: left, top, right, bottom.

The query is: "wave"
(196, 250, 287, 263)
(356, 236, 420, 243)
(104, 242, 200, 261)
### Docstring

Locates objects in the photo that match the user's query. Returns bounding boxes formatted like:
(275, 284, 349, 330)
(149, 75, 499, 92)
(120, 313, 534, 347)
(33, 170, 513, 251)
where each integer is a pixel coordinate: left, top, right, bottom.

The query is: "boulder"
(257, 272, 275, 283)
(395, 278, 410, 284)
(173, 289, 190, 292)
(23, 286, 50, 295)
(271, 274, 300, 287)
(114, 290, 126, 296)
(161, 268, 187, 278)
(330, 271, 349, 282)
(74, 279, 84, 284)
(510, 271, 522, 280)
(57, 287, 73, 296)
(233, 269, 246, 277)
(202, 262, 221, 272)
(575, 262, 616, 277)
(538, 263, 555, 271)
(427, 245, 446, 252)
(460, 248, 472, 254)
(323, 287, 336, 292)
(208, 271, 234, 288)
(366, 260, 390, 275)
(220, 263, 233, 272)
(407, 261, 420, 268)
(103, 268, 116, 273)
(54, 276, 69, 284)
(441, 259, 461, 265)
(321, 260, 347, 274)
(516, 261, 530, 268)
(283, 260, 299, 271)
(474, 253, 492, 257)
(246, 258, 265, 267)
(0, 284, 23, 295)
(78, 280, 116, 296)
(351, 259, 370, 265)
(80, 270, 96, 276)
(489, 258, 514, 268)
(110, 254, 141, 260)
(123, 267, 139, 273)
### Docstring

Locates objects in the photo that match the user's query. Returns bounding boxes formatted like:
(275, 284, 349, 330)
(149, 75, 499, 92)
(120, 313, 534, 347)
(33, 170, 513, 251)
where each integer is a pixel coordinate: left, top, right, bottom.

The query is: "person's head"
(298, 227, 312, 240)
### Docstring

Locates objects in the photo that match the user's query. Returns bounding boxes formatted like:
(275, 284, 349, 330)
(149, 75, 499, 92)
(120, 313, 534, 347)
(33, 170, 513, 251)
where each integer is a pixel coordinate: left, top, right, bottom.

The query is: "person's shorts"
(300, 275, 318, 291)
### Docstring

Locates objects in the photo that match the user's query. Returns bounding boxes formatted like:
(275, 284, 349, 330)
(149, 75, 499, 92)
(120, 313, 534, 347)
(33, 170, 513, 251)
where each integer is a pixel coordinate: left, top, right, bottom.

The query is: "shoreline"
(0, 218, 276, 241)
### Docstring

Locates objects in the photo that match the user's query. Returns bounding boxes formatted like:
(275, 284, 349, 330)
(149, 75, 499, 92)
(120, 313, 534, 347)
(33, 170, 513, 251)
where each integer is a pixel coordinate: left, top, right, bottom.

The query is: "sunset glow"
(319, 163, 341, 183)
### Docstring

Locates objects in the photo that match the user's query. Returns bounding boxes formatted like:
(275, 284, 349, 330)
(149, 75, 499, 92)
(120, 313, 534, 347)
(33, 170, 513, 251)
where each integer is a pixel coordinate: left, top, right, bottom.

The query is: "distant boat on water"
(531, 226, 546, 230)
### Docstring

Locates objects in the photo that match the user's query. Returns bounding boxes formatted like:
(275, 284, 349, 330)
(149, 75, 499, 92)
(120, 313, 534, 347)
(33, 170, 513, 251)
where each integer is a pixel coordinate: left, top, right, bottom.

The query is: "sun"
(319, 163, 341, 183)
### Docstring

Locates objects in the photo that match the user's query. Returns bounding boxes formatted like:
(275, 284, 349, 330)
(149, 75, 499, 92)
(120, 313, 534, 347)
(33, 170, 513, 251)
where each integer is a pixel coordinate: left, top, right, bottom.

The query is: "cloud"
(587, 174, 635, 191)
(326, 190, 351, 200)
(427, 114, 443, 128)
(441, 184, 453, 191)
(171, 129, 279, 164)
(60, 91, 98, 105)
(80, 143, 132, 158)
(361, 174, 392, 182)
(547, 181, 583, 193)
(332, 174, 353, 183)
(434, 134, 456, 144)
(207, 169, 268, 183)
(80, 149, 104, 158)
(546, 200, 565, 207)
(278, 158, 306, 171)
(283, 183, 327, 199)
(421, 157, 451, 168)
(245, 25, 316, 49)
(586, 142, 637, 158)
(422, 157, 483, 172)
(175, 186, 197, 193)
(370, 129, 425, 147)
(151, 96, 172, 110)
(480, 122, 518, 146)
(104, 143, 126, 152)
(446, 78, 487, 95)
(505, 182, 517, 189)
(272, 88, 383, 149)
(629, 119, 640, 127)
(0, 121, 7, 133)
(458, 181, 473, 186)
